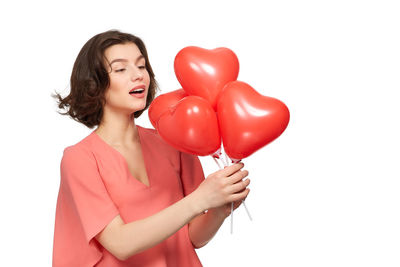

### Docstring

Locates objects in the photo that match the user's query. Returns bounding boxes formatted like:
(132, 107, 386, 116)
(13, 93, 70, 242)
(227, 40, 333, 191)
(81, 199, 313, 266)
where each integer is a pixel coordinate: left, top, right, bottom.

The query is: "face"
(103, 42, 151, 116)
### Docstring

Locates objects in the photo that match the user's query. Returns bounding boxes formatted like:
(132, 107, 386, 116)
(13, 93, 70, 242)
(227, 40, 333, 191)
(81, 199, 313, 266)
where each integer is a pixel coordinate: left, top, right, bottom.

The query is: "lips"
(129, 85, 146, 95)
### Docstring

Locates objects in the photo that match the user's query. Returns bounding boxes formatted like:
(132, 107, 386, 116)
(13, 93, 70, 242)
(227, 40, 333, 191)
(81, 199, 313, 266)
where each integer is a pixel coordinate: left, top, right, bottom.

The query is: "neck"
(94, 108, 140, 147)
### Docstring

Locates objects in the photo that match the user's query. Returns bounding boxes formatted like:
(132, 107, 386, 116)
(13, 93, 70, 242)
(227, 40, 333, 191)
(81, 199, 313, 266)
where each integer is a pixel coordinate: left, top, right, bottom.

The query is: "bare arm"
(95, 163, 249, 261)
(95, 193, 201, 260)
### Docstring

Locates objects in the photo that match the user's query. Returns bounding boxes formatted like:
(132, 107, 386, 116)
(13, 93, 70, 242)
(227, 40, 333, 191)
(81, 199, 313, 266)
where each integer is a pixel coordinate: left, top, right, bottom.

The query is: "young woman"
(52, 30, 250, 267)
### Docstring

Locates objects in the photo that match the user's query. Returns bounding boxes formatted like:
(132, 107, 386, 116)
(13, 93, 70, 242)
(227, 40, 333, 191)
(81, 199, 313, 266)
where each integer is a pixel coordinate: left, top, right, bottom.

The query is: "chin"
(133, 103, 147, 112)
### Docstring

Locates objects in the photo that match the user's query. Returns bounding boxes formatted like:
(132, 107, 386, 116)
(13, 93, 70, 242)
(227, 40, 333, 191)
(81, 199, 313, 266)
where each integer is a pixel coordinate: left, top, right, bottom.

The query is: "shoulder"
(138, 125, 182, 161)
(59, 135, 104, 188)
(138, 125, 158, 136)
(61, 134, 97, 169)
(138, 125, 175, 149)
(138, 126, 200, 161)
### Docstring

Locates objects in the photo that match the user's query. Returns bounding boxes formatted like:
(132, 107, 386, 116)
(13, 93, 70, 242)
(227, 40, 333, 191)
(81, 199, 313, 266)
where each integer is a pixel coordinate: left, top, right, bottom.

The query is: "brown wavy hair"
(52, 30, 158, 128)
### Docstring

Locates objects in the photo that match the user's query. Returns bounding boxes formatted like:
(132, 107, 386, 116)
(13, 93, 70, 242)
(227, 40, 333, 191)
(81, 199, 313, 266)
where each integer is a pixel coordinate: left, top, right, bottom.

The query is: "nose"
(130, 66, 144, 81)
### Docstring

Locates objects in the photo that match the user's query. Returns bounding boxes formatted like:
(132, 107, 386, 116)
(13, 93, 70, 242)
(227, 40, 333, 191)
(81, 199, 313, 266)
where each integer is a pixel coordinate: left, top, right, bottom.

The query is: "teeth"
(130, 89, 144, 94)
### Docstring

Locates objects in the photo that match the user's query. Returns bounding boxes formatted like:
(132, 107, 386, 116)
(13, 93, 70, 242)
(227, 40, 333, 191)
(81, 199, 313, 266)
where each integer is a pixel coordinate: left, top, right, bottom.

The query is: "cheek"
(109, 75, 124, 88)
(144, 71, 151, 85)
(105, 82, 125, 103)
(104, 89, 114, 104)
(108, 77, 128, 94)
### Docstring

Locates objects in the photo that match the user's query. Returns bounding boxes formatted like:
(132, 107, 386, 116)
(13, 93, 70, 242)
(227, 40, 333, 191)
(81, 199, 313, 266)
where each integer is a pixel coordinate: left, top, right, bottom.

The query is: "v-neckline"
(92, 125, 151, 189)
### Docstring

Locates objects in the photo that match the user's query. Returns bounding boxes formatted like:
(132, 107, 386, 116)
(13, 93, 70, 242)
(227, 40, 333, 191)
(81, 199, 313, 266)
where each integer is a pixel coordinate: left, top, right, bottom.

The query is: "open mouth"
(129, 88, 145, 94)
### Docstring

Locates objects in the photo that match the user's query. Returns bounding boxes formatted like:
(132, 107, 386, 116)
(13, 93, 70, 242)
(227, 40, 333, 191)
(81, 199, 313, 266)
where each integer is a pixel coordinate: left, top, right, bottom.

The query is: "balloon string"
(230, 202, 234, 234)
(212, 156, 223, 170)
(242, 200, 253, 221)
(222, 151, 234, 234)
(223, 151, 230, 167)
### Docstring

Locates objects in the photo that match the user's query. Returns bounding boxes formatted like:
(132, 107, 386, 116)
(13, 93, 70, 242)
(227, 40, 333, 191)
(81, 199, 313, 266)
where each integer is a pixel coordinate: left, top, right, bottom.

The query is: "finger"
(233, 201, 242, 211)
(219, 163, 244, 177)
(228, 188, 250, 203)
(227, 178, 250, 194)
(227, 169, 249, 184)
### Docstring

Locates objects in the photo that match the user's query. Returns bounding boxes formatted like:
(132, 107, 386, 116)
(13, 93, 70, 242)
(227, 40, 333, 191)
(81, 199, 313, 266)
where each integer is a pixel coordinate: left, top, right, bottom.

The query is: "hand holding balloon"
(189, 163, 250, 214)
(151, 45, 290, 234)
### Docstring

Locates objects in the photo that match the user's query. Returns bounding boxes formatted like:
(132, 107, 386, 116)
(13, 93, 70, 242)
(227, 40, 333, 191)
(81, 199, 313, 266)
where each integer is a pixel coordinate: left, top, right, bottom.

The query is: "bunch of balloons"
(149, 46, 290, 233)
(149, 46, 290, 163)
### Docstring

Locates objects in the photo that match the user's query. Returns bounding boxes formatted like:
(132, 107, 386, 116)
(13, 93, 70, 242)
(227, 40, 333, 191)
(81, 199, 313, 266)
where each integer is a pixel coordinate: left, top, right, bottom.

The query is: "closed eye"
(115, 68, 126, 72)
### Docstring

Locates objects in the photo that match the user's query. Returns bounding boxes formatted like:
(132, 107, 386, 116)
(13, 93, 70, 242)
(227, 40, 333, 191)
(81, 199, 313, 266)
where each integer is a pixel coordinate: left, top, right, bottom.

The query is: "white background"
(1, 0, 399, 266)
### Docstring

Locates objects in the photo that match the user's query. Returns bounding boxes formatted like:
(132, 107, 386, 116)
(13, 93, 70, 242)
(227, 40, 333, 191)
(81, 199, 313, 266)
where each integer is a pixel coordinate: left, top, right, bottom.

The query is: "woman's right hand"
(190, 163, 250, 213)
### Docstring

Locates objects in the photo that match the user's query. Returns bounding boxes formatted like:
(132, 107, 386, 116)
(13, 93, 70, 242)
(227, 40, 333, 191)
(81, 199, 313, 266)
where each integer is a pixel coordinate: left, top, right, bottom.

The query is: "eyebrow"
(109, 55, 145, 65)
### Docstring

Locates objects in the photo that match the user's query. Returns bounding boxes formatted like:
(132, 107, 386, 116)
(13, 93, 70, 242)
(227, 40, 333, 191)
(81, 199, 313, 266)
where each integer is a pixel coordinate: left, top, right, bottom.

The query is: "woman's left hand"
(212, 197, 247, 218)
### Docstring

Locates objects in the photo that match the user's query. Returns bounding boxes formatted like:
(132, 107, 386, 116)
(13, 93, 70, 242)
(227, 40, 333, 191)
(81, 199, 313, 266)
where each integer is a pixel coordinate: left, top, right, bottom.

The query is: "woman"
(52, 30, 250, 267)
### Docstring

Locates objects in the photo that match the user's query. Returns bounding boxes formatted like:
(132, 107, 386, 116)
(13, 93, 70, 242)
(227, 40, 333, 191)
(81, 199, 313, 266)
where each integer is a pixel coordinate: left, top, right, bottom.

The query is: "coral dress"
(53, 125, 204, 266)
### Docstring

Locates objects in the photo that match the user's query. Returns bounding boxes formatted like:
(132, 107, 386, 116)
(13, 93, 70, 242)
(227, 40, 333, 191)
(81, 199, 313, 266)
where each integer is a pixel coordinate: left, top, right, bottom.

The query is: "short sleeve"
(53, 145, 119, 266)
(179, 151, 205, 196)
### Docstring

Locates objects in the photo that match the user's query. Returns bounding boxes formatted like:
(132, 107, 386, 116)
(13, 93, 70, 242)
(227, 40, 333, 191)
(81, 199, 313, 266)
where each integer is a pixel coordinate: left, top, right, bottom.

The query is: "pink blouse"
(53, 125, 204, 266)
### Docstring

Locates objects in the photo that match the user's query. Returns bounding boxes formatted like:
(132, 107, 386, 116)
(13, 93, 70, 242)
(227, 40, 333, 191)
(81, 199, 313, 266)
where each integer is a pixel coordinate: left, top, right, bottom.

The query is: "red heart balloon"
(157, 96, 221, 156)
(148, 89, 187, 128)
(217, 81, 290, 160)
(174, 46, 239, 110)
